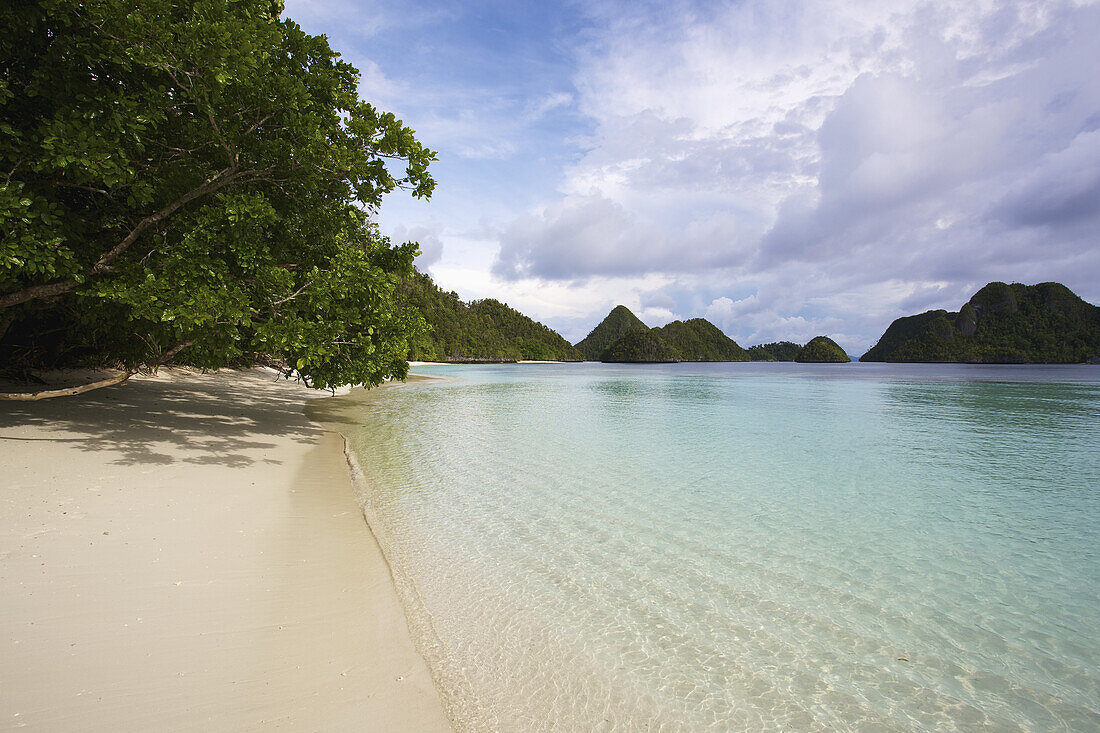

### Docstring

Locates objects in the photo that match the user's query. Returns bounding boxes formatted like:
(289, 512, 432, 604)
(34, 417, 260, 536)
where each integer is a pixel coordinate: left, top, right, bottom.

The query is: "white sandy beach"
(0, 368, 450, 731)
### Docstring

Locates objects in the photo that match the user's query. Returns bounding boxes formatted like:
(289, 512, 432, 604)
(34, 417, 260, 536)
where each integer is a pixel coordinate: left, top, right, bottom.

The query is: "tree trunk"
(0, 370, 133, 401)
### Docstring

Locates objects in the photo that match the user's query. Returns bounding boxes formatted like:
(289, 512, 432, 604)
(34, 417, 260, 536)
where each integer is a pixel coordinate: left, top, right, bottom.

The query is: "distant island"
(399, 271, 583, 362)
(861, 282, 1100, 363)
(575, 305, 847, 363)
(655, 319, 751, 361)
(576, 305, 750, 362)
(396, 278, 1100, 367)
(600, 328, 681, 363)
(575, 305, 651, 360)
(796, 336, 850, 363)
(747, 341, 803, 362)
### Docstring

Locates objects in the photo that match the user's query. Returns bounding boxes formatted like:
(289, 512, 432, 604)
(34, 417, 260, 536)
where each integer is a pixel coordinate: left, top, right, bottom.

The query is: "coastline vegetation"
(0, 0, 434, 395)
(398, 270, 582, 362)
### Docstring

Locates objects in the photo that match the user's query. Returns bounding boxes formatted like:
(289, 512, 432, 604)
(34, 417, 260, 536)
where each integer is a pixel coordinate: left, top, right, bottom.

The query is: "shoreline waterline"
(310, 375, 487, 731)
(338, 431, 491, 732)
(327, 362, 1100, 730)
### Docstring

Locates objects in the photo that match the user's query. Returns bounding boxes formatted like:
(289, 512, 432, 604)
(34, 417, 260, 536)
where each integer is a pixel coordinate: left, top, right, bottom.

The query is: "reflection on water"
(319, 363, 1100, 731)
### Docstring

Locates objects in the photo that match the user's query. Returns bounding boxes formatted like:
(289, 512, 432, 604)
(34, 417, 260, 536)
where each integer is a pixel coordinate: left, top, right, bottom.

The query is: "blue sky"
(285, 0, 1100, 354)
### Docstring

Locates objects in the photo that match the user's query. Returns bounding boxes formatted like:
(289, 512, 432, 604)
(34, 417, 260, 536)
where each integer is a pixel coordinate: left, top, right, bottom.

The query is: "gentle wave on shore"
(326, 363, 1100, 731)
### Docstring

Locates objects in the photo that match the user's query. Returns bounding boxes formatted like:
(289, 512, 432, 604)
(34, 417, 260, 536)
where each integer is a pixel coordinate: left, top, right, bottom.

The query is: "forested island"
(861, 282, 1100, 363)
(398, 271, 582, 362)
(747, 342, 803, 362)
(796, 336, 850, 363)
(600, 329, 681, 363)
(654, 319, 751, 361)
(572, 305, 848, 364)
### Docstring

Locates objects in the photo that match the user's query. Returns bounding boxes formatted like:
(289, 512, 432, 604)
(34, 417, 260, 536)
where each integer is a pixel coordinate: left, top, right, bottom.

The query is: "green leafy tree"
(0, 0, 435, 395)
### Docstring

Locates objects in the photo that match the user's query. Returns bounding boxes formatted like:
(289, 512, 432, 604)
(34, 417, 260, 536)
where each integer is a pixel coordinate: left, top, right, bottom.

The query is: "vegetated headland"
(860, 282, 1100, 363)
(410, 280, 1099, 366)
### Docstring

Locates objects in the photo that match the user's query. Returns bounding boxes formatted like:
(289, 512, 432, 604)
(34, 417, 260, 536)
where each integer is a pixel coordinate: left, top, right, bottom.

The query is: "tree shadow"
(0, 370, 323, 467)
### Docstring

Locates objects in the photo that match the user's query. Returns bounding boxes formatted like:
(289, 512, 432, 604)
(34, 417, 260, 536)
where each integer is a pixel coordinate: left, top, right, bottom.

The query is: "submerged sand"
(0, 368, 450, 731)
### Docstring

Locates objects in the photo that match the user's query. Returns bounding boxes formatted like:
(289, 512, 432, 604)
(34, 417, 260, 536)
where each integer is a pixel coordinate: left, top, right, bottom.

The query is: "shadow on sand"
(0, 370, 322, 467)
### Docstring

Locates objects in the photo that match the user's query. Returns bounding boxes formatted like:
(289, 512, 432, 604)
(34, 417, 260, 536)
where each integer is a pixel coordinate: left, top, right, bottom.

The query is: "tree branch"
(0, 165, 241, 310)
(90, 165, 239, 275)
(154, 338, 196, 366)
(51, 180, 112, 197)
(269, 279, 313, 308)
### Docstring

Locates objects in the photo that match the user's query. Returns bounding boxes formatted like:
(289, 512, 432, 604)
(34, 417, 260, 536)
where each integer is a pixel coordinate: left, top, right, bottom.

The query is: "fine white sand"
(0, 368, 450, 731)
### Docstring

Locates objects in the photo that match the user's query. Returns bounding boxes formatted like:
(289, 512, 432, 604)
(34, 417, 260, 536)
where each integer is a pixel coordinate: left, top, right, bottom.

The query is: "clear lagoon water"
(314, 362, 1100, 731)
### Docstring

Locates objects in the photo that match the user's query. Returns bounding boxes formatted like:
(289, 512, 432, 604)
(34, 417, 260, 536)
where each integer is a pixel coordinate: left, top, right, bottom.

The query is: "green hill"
(654, 319, 750, 361)
(861, 282, 1100, 363)
(796, 336, 850, 363)
(398, 271, 583, 362)
(747, 341, 803, 361)
(600, 329, 680, 363)
(575, 305, 648, 360)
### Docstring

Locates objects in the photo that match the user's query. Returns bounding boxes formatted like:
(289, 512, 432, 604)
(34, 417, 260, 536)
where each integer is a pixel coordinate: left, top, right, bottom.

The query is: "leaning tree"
(0, 0, 435, 397)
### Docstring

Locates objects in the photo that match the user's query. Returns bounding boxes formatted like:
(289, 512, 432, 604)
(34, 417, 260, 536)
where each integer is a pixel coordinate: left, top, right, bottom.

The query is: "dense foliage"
(398, 270, 582, 362)
(575, 305, 648, 360)
(0, 0, 435, 390)
(861, 282, 1100, 363)
(795, 336, 850, 363)
(654, 319, 750, 361)
(747, 341, 803, 361)
(599, 329, 680, 363)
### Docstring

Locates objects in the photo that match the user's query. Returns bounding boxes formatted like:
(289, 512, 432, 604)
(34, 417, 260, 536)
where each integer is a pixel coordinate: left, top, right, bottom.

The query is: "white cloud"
(289, 0, 1100, 352)
(525, 92, 574, 120)
(489, 0, 1100, 352)
(390, 224, 445, 269)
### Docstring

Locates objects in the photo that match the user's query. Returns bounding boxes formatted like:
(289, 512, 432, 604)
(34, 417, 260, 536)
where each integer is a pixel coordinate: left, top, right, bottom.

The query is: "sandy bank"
(0, 368, 449, 731)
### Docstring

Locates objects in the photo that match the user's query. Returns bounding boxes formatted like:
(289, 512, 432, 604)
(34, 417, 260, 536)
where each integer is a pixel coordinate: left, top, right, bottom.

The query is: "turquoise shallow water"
(329, 363, 1100, 731)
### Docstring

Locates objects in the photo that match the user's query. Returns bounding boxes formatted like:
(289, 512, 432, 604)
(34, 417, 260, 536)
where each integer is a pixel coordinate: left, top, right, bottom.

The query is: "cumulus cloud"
(760, 4, 1100, 282)
(493, 194, 755, 279)
(391, 224, 445, 269)
(491, 0, 1100, 351)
